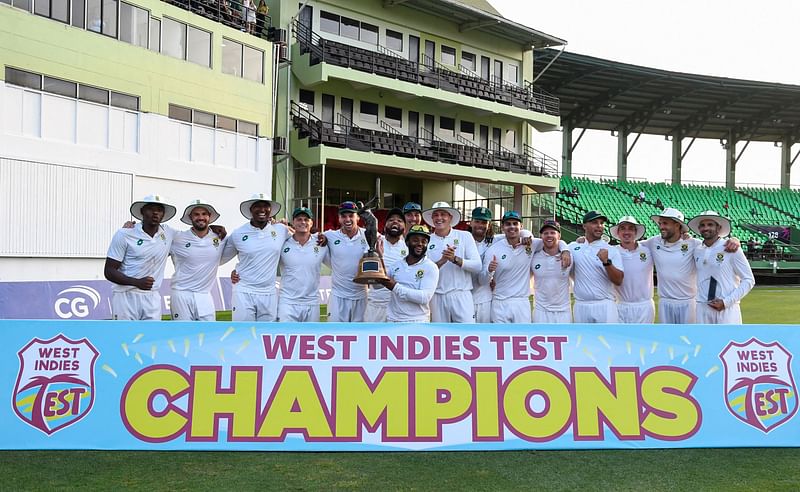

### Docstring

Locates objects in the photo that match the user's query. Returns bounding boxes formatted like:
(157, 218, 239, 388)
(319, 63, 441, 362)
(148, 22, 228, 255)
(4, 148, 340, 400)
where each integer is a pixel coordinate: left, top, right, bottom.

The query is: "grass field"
(4, 285, 799, 491)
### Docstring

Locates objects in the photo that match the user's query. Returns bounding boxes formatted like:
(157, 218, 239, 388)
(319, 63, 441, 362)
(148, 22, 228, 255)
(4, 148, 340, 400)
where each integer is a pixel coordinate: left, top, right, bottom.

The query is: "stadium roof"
(384, 0, 567, 48)
(534, 50, 800, 143)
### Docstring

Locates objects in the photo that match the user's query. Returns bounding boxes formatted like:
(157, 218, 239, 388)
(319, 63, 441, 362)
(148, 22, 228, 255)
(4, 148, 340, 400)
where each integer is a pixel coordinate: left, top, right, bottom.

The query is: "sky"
(491, 0, 800, 187)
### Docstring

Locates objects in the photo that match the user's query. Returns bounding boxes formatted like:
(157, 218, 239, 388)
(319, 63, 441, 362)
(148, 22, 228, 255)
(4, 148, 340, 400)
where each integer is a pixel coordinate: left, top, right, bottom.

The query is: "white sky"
(491, 0, 800, 187)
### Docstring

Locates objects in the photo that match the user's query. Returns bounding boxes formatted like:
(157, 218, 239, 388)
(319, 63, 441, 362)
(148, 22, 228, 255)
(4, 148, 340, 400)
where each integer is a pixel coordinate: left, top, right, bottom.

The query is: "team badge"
(639, 252, 647, 262)
(401, 249, 407, 256)
(720, 338, 798, 433)
(416, 270, 424, 279)
(334, 239, 341, 245)
(716, 253, 725, 263)
(160, 233, 166, 241)
(136, 239, 143, 246)
(681, 244, 689, 253)
(242, 235, 249, 241)
(185, 242, 191, 248)
(271, 231, 277, 238)
(212, 238, 220, 247)
(314, 246, 319, 254)
(525, 246, 532, 255)
(361, 239, 366, 245)
(454, 239, 459, 246)
(283, 247, 290, 253)
(13, 334, 99, 435)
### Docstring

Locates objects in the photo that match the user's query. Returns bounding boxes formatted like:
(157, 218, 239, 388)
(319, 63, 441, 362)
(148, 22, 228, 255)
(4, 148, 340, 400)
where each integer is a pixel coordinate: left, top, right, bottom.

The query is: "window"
(110, 91, 139, 110)
(149, 18, 160, 52)
(5, 68, 41, 90)
(167, 104, 258, 136)
(460, 120, 474, 139)
(461, 51, 476, 72)
(162, 17, 186, 60)
(341, 16, 359, 40)
(299, 89, 315, 112)
(493, 59, 503, 83)
(169, 105, 192, 122)
(6, 68, 139, 110)
(238, 120, 257, 136)
(102, 0, 118, 38)
(35, 0, 69, 23)
(79, 85, 109, 104)
(119, 2, 149, 48)
(216, 115, 236, 132)
(242, 45, 263, 82)
(194, 110, 215, 128)
(186, 26, 211, 67)
(71, 0, 85, 28)
(9, 0, 31, 11)
(360, 22, 378, 45)
(360, 101, 378, 124)
(441, 45, 456, 66)
(386, 29, 403, 52)
(505, 129, 516, 149)
(319, 11, 339, 35)
(222, 38, 244, 77)
(440, 116, 455, 134)
(385, 106, 402, 127)
(43, 76, 76, 98)
(507, 64, 519, 84)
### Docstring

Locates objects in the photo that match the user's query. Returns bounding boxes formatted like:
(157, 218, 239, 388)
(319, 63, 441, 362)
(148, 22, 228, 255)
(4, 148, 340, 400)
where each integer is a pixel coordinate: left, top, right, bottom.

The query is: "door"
(480, 56, 490, 80)
(322, 94, 335, 125)
(408, 111, 419, 138)
(479, 125, 489, 149)
(423, 113, 434, 140)
(408, 35, 419, 65)
(340, 97, 353, 125)
(424, 40, 435, 68)
(493, 60, 503, 84)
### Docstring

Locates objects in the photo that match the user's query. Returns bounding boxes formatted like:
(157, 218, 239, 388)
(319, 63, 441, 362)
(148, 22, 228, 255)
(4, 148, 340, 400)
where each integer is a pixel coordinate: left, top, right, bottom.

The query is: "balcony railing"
(161, 0, 271, 37)
(290, 102, 556, 177)
(293, 21, 559, 116)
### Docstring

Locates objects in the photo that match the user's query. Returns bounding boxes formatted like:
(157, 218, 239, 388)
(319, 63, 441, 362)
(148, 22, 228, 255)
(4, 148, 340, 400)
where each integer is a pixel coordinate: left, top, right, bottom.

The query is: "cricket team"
(105, 194, 754, 324)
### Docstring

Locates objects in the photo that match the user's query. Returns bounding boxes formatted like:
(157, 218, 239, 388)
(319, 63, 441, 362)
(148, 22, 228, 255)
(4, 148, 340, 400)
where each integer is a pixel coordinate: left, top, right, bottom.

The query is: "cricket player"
(221, 193, 289, 321)
(469, 206, 495, 323)
(324, 201, 369, 322)
(276, 206, 329, 322)
(402, 202, 423, 229)
(364, 208, 407, 322)
(379, 225, 439, 323)
(169, 200, 225, 321)
(689, 211, 754, 324)
(531, 219, 573, 323)
(105, 194, 177, 320)
(610, 216, 655, 324)
(423, 201, 481, 323)
(569, 210, 623, 323)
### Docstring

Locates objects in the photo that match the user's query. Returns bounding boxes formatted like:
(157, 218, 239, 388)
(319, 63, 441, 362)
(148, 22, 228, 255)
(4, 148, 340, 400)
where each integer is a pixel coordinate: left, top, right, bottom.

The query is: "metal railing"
(290, 102, 555, 177)
(292, 20, 559, 116)
(162, 0, 272, 38)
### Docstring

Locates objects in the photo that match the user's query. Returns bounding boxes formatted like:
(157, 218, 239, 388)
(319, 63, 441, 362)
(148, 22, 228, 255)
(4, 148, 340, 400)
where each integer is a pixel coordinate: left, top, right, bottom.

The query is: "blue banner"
(1, 320, 798, 450)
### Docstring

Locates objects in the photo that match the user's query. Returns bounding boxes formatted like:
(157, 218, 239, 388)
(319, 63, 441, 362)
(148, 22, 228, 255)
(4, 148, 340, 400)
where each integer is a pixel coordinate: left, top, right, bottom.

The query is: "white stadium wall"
(0, 81, 273, 282)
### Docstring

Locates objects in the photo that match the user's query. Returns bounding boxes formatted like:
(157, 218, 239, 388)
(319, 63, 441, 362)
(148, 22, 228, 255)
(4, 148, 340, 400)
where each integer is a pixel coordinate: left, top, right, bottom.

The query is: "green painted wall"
(0, 1, 274, 136)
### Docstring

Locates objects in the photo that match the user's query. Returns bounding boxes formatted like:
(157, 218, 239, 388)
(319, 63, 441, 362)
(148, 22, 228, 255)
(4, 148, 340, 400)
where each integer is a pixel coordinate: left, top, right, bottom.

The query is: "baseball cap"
(338, 201, 358, 214)
(583, 210, 608, 224)
(405, 224, 431, 240)
(402, 202, 422, 214)
(386, 207, 404, 220)
(540, 219, 561, 233)
(471, 206, 492, 221)
(501, 210, 522, 222)
(292, 206, 313, 219)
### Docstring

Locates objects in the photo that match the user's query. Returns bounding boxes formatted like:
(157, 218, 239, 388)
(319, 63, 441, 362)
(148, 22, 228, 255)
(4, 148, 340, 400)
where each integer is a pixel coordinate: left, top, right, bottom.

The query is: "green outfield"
(4, 285, 799, 491)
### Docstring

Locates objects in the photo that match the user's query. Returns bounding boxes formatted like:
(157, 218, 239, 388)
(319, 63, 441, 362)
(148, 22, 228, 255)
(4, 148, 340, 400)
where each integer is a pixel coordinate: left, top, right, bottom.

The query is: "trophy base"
(354, 257, 389, 285)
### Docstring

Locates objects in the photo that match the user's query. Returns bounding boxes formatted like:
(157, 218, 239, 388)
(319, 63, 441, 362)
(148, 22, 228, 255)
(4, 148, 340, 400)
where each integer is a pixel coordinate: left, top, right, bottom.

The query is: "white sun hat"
(239, 193, 281, 219)
(130, 194, 176, 222)
(610, 215, 646, 241)
(422, 201, 461, 227)
(688, 210, 731, 238)
(180, 200, 220, 225)
(650, 207, 688, 233)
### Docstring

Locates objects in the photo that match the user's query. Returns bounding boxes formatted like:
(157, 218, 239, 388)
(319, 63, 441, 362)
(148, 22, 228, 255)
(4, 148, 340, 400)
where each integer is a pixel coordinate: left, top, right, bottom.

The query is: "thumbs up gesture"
(488, 255, 498, 273)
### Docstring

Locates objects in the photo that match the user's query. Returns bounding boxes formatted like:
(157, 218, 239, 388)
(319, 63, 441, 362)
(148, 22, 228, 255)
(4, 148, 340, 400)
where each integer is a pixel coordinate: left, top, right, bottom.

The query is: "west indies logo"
(13, 334, 99, 435)
(719, 338, 798, 433)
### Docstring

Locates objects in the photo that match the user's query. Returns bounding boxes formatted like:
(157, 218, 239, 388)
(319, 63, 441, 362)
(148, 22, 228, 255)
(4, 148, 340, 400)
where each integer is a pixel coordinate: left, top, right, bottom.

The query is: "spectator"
(242, 0, 256, 33)
(750, 207, 760, 218)
(655, 197, 664, 210)
(572, 185, 579, 197)
(256, 0, 269, 36)
(746, 237, 756, 259)
(638, 190, 646, 202)
(723, 201, 730, 215)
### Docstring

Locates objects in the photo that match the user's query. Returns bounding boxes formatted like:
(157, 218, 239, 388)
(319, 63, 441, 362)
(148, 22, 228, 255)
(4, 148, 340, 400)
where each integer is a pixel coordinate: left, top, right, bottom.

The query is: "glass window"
(86, 0, 101, 32)
(186, 26, 211, 67)
(119, 2, 148, 48)
(494, 59, 503, 83)
(194, 110, 215, 127)
(110, 91, 139, 110)
(43, 76, 77, 97)
(10, 0, 30, 10)
(169, 104, 192, 122)
(238, 120, 257, 136)
(360, 22, 378, 45)
(386, 29, 403, 52)
(102, 0, 117, 37)
(359, 101, 378, 123)
(71, 0, 85, 28)
(341, 16, 359, 40)
(79, 85, 109, 104)
(242, 45, 263, 83)
(34, 0, 50, 18)
(52, 0, 69, 22)
(5, 68, 41, 90)
(461, 51, 476, 72)
(217, 115, 236, 131)
(441, 45, 456, 66)
(505, 129, 516, 149)
(319, 11, 339, 35)
(508, 64, 519, 84)
(162, 17, 186, 60)
(148, 18, 160, 52)
(0, 0, 10, 5)
(222, 38, 243, 77)
(299, 89, 315, 111)
(385, 106, 402, 126)
(440, 116, 455, 132)
(460, 120, 475, 138)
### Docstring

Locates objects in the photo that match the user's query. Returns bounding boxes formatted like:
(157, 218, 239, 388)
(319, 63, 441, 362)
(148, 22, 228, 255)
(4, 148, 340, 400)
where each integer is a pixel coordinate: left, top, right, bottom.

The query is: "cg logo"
(54, 286, 101, 319)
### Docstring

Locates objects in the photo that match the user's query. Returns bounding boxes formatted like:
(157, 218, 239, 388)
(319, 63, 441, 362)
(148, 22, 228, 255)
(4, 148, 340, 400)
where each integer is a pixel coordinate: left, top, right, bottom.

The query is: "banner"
(1, 320, 798, 451)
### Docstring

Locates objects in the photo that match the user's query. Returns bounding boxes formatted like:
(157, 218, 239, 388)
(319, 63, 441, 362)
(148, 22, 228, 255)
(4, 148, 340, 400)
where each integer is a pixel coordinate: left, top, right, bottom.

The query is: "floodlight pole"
(671, 134, 682, 185)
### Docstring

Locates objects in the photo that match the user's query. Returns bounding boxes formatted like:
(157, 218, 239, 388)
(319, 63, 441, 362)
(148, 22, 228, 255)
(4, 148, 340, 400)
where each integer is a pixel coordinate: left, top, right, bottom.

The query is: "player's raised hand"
(596, 248, 609, 263)
(488, 255, 498, 272)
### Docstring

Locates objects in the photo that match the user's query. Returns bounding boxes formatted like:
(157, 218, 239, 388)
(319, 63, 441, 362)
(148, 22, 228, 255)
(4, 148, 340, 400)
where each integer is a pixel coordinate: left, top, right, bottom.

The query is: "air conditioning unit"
(278, 44, 289, 63)
(272, 136, 287, 155)
(267, 27, 287, 45)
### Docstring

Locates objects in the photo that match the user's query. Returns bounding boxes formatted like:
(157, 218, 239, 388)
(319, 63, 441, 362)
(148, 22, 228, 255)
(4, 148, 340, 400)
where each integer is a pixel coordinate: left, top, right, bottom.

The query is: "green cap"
(502, 210, 522, 222)
(406, 224, 431, 241)
(292, 206, 314, 219)
(471, 206, 492, 221)
(583, 210, 608, 224)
